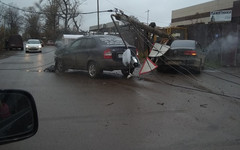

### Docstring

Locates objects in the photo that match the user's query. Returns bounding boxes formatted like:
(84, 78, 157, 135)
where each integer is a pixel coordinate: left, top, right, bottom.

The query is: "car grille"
(28, 47, 39, 50)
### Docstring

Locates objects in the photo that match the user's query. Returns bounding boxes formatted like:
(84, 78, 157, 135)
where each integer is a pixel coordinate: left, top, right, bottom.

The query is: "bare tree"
(24, 7, 41, 39)
(40, 0, 60, 40)
(34, 0, 83, 40)
(4, 6, 24, 34)
(57, 0, 82, 33)
(71, 1, 82, 33)
(0, 5, 6, 25)
(0, 5, 7, 50)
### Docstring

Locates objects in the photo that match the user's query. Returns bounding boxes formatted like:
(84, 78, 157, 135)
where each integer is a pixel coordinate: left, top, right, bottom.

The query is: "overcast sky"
(2, 0, 213, 31)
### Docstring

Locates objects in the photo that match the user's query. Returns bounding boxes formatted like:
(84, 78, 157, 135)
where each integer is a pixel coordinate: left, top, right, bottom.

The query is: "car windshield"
(0, 0, 240, 149)
(171, 40, 195, 49)
(28, 40, 40, 44)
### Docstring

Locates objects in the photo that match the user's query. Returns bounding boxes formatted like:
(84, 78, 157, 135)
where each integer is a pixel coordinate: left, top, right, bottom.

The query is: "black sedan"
(157, 40, 206, 73)
(54, 35, 138, 78)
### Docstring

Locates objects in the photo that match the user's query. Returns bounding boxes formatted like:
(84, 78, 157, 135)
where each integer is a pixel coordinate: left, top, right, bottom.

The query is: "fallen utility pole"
(111, 11, 174, 45)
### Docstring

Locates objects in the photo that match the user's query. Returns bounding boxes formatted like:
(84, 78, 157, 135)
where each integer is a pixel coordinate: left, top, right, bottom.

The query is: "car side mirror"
(0, 90, 38, 145)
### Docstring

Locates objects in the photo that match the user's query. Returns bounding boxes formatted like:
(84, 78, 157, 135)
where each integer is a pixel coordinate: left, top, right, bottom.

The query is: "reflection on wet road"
(0, 46, 240, 150)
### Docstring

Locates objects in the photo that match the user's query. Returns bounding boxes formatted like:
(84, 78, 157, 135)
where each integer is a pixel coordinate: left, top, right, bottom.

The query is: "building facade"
(171, 0, 240, 66)
(171, 0, 240, 26)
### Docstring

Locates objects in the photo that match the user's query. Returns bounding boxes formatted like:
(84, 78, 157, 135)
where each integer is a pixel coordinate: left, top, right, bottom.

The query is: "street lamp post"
(97, 0, 100, 33)
(146, 10, 150, 25)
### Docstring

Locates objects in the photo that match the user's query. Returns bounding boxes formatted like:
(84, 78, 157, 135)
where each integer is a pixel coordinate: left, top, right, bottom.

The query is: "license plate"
(118, 54, 123, 58)
(167, 61, 181, 65)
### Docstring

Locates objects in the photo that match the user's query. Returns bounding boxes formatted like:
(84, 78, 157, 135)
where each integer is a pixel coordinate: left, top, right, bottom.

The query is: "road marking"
(203, 70, 220, 73)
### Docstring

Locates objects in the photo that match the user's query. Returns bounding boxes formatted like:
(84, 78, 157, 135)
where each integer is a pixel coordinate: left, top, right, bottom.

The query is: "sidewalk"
(0, 49, 18, 60)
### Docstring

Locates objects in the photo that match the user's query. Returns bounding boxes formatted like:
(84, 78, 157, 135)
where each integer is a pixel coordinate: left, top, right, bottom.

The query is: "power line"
(0, 0, 113, 15)
(124, 18, 198, 81)
(0, 61, 54, 71)
(104, 0, 170, 26)
(204, 71, 240, 86)
(205, 64, 240, 79)
(153, 72, 240, 100)
(104, 0, 147, 20)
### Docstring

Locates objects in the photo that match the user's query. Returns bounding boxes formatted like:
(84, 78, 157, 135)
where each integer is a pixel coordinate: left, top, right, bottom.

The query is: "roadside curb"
(0, 50, 18, 60)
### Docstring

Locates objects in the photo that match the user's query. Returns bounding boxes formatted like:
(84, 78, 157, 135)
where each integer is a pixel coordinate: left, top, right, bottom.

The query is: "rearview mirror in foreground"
(0, 90, 38, 145)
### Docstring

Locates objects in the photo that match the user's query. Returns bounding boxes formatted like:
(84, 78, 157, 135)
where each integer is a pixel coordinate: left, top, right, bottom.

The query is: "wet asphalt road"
(0, 47, 240, 150)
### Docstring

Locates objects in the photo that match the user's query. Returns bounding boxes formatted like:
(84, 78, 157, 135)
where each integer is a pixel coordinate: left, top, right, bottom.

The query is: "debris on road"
(106, 102, 114, 106)
(200, 104, 208, 108)
(157, 102, 165, 106)
(44, 65, 56, 72)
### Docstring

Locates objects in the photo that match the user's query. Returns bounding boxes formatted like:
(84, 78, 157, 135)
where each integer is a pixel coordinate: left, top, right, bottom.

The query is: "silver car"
(25, 39, 42, 53)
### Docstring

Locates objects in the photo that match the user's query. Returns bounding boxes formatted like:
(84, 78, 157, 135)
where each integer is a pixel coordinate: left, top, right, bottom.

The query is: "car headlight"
(26, 45, 29, 48)
(39, 45, 42, 48)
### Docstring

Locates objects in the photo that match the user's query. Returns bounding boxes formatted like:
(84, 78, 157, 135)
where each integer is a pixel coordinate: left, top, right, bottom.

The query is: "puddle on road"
(0, 61, 34, 65)
(26, 69, 43, 72)
(203, 69, 220, 73)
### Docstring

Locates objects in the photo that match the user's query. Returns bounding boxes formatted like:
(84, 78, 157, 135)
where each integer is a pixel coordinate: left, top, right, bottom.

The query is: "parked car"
(6, 35, 24, 51)
(55, 35, 139, 78)
(46, 40, 55, 46)
(25, 39, 42, 53)
(157, 40, 206, 73)
(40, 40, 44, 47)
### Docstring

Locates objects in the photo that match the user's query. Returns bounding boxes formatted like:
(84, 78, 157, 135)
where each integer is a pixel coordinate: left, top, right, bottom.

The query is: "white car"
(25, 39, 42, 53)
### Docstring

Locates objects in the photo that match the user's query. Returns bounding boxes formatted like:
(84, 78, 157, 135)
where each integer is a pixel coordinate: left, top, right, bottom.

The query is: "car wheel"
(121, 68, 134, 77)
(157, 66, 168, 72)
(88, 62, 102, 78)
(55, 59, 65, 73)
(194, 66, 202, 74)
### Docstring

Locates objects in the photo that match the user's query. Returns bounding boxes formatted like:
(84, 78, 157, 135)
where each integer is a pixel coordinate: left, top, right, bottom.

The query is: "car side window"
(86, 39, 96, 49)
(70, 39, 82, 50)
(79, 39, 88, 49)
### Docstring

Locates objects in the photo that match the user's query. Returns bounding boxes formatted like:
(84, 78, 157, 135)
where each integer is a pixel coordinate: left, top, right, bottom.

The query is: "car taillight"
(184, 50, 197, 56)
(104, 49, 112, 59)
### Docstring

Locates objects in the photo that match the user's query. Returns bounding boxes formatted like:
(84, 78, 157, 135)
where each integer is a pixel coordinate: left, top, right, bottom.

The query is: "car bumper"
(158, 57, 201, 69)
(98, 59, 131, 71)
(26, 48, 42, 52)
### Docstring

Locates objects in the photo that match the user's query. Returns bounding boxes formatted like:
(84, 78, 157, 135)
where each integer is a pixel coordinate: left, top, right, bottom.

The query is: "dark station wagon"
(55, 35, 138, 78)
(6, 35, 24, 51)
(157, 40, 206, 73)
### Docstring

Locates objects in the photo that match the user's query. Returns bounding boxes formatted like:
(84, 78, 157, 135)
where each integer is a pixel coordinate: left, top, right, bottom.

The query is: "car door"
(63, 39, 82, 69)
(76, 38, 97, 69)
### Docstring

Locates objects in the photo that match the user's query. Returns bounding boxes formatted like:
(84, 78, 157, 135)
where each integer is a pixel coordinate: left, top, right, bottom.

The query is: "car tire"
(55, 58, 65, 73)
(194, 66, 202, 74)
(88, 62, 102, 78)
(121, 68, 134, 77)
(157, 66, 168, 72)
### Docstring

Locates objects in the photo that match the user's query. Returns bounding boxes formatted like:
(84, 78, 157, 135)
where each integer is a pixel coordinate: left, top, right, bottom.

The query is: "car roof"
(28, 39, 40, 41)
(81, 34, 120, 39)
(171, 40, 196, 49)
